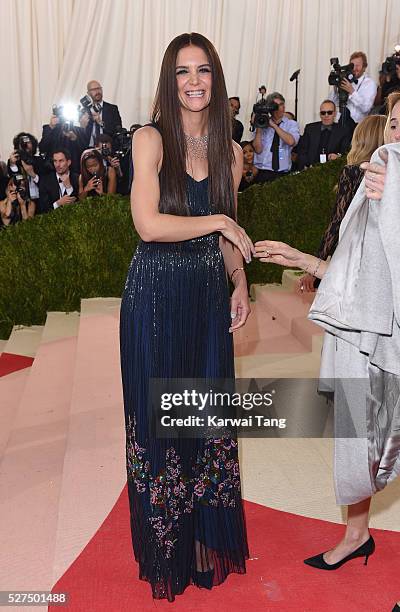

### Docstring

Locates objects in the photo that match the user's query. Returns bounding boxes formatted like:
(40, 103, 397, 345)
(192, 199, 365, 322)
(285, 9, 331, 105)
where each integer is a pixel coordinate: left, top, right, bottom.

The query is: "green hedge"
(0, 159, 346, 339)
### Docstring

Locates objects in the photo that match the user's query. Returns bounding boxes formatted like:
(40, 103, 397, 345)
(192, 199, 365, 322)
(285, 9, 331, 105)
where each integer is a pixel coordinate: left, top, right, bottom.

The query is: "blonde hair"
(384, 91, 400, 144)
(347, 114, 386, 165)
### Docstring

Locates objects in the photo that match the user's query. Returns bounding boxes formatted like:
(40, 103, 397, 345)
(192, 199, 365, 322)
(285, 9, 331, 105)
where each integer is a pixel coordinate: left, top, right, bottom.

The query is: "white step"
(52, 298, 125, 584)
(0, 312, 79, 594)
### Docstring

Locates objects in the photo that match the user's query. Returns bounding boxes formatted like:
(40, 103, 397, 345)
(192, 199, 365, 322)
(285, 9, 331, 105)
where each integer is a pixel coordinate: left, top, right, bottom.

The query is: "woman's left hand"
(361, 148, 388, 200)
(95, 179, 104, 195)
(229, 283, 251, 333)
(254, 240, 303, 267)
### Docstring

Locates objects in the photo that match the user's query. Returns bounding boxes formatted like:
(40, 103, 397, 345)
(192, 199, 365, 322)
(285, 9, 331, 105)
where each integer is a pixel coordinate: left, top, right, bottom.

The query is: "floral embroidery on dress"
(193, 437, 241, 508)
(125, 416, 241, 558)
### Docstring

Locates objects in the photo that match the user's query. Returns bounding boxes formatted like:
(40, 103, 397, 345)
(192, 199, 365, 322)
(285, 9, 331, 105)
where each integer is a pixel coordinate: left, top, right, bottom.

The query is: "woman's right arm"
(131, 127, 254, 262)
(254, 240, 329, 279)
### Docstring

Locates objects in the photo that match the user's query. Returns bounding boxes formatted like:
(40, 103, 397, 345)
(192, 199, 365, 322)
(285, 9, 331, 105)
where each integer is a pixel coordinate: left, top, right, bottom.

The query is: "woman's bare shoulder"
(132, 125, 163, 168)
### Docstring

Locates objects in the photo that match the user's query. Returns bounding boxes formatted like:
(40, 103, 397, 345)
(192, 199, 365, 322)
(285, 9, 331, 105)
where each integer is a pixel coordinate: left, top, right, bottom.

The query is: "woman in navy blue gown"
(120, 33, 253, 602)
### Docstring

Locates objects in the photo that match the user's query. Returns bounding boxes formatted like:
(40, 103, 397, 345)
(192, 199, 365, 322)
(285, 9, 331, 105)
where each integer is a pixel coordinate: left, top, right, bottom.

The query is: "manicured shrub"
(0, 159, 346, 339)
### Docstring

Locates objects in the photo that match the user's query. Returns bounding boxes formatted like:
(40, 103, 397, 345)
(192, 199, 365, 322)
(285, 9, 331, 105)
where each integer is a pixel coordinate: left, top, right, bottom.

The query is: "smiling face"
(176, 45, 212, 113)
(388, 100, 400, 143)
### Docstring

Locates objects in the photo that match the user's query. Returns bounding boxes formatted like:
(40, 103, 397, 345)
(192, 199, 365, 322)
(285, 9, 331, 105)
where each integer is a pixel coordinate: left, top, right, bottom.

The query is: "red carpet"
(0, 352, 34, 377)
(50, 485, 400, 611)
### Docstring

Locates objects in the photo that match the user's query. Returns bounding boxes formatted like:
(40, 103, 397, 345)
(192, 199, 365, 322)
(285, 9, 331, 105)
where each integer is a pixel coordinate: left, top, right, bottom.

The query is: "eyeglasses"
(320, 110, 334, 116)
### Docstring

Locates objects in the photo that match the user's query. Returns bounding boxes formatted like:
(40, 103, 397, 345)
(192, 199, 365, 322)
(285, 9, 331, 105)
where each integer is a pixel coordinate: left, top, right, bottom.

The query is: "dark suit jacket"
(296, 121, 351, 170)
(39, 125, 87, 174)
(38, 171, 79, 214)
(84, 101, 122, 144)
(232, 119, 244, 144)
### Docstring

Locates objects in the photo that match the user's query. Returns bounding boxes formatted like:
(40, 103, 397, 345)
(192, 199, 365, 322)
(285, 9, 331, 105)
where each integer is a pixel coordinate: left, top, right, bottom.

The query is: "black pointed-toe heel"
(392, 604, 400, 611)
(304, 535, 375, 570)
(194, 568, 214, 589)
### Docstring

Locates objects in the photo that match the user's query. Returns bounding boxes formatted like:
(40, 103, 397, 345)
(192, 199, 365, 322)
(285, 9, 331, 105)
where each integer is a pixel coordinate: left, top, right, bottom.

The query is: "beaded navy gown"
(120, 170, 249, 602)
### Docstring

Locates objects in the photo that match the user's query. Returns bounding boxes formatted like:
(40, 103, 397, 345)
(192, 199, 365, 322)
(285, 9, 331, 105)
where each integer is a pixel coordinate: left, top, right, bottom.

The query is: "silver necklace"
(185, 133, 208, 159)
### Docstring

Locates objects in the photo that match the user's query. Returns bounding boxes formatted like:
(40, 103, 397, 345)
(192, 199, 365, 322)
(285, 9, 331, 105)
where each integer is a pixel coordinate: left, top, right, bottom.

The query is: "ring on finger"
(264, 249, 270, 257)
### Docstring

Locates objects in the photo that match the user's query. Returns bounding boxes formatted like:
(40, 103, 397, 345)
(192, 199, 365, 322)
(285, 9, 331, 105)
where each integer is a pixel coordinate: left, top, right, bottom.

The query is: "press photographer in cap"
(251, 91, 300, 183)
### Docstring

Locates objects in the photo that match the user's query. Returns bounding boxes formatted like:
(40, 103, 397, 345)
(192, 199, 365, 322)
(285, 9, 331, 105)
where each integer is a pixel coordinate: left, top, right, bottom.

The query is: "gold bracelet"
(230, 267, 244, 282)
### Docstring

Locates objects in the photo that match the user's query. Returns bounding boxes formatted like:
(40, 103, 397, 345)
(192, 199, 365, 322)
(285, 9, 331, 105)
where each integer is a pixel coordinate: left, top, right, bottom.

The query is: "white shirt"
(53, 173, 73, 209)
(329, 73, 377, 124)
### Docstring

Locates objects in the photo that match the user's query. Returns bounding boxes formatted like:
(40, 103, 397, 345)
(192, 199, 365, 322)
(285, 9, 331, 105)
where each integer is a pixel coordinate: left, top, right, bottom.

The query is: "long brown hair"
(80, 148, 106, 188)
(347, 114, 386, 165)
(151, 32, 235, 218)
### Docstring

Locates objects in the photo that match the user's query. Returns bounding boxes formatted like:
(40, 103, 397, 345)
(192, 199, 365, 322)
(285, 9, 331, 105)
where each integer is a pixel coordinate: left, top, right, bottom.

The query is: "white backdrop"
(1, 0, 400, 158)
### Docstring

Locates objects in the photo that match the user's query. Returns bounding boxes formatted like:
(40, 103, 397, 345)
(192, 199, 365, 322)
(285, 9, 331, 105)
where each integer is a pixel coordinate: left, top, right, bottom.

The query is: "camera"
(250, 86, 279, 130)
(11, 173, 29, 202)
(52, 104, 64, 118)
(251, 98, 279, 130)
(328, 58, 358, 87)
(80, 95, 102, 115)
(51, 105, 74, 132)
(112, 126, 131, 159)
(381, 46, 400, 78)
(328, 58, 358, 113)
(16, 135, 34, 166)
(101, 143, 112, 159)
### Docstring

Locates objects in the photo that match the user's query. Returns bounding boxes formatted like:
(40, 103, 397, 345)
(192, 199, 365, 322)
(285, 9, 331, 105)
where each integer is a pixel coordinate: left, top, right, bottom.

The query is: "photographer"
(81, 80, 122, 147)
(229, 96, 244, 143)
(38, 149, 79, 214)
(0, 177, 34, 228)
(7, 132, 52, 215)
(78, 148, 116, 200)
(252, 91, 300, 183)
(374, 49, 400, 108)
(95, 133, 132, 196)
(329, 51, 377, 132)
(95, 134, 121, 171)
(39, 110, 87, 175)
